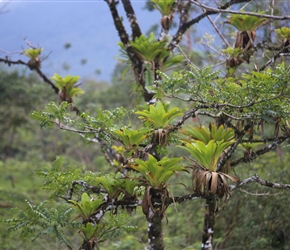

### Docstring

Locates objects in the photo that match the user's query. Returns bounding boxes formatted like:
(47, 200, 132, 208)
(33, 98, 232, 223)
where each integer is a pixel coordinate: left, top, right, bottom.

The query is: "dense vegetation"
(1, 1, 290, 250)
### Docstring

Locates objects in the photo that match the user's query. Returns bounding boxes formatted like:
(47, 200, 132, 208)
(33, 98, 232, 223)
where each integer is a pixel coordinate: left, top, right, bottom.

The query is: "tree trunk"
(147, 208, 164, 250)
(202, 196, 216, 250)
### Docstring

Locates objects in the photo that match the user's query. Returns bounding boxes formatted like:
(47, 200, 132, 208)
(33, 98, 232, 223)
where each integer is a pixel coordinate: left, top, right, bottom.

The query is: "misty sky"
(1, 1, 159, 82)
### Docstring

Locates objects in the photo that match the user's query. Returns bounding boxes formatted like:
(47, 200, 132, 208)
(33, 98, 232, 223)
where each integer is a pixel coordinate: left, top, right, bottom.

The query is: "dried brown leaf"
(210, 172, 219, 195)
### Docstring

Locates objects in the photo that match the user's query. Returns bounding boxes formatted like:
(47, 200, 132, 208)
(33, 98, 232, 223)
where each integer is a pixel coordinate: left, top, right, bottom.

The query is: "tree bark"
(147, 208, 164, 250)
(202, 196, 216, 250)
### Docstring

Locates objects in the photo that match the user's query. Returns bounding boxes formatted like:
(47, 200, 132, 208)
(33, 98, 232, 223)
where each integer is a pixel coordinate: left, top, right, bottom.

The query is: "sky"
(0, 0, 160, 82)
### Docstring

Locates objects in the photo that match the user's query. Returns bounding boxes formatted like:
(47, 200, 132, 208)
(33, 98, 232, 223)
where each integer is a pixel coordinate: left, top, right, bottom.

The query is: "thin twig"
(238, 188, 283, 196)
(231, 136, 289, 167)
(191, 0, 290, 20)
(259, 45, 290, 71)
(207, 15, 232, 48)
(239, 0, 253, 11)
(175, 45, 200, 70)
(230, 174, 290, 191)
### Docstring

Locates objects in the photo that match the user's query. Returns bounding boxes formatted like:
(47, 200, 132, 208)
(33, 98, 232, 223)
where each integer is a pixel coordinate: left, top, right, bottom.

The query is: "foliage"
(23, 47, 43, 59)
(150, 0, 175, 16)
(72, 192, 137, 244)
(179, 124, 238, 197)
(51, 73, 84, 103)
(51, 74, 83, 95)
(118, 33, 183, 72)
(275, 26, 290, 40)
(226, 12, 267, 31)
(3, 200, 73, 249)
(130, 155, 184, 189)
(181, 124, 235, 145)
(112, 127, 150, 152)
(31, 101, 71, 128)
(96, 173, 139, 198)
(136, 100, 183, 128)
(180, 139, 233, 171)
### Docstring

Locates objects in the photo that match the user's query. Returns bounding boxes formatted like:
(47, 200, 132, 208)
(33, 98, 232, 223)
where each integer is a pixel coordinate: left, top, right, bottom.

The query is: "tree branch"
(191, 0, 290, 20)
(66, 180, 106, 200)
(207, 15, 232, 48)
(0, 57, 59, 94)
(216, 123, 251, 172)
(105, 0, 153, 102)
(121, 0, 142, 40)
(259, 45, 290, 71)
(231, 174, 290, 190)
(231, 135, 289, 167)
(66, 179, 202, 207)
(169, 105, 207, 132)
(168, 0, 250, 50)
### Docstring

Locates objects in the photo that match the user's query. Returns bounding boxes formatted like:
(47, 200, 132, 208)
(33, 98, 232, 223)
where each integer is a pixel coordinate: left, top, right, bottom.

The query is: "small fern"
(31, 101, 71, 128)
(3, 200, 73, 249)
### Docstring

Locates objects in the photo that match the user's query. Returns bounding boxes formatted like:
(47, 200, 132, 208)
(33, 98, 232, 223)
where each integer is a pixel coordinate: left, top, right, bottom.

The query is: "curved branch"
(0, 57, 59, 93)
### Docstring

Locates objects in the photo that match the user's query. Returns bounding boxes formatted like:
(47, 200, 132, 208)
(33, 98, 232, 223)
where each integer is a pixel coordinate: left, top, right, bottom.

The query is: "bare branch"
(206, 15, 232, 48)
(238, 188, 283, 196)
(231, 174, 290, 191)
(66, 179, 202, 209)
(0, 57, 59, 94)
(169, 105, 208, 131)
(175, 45, 200, 69)
(259, 46, 290, 71)
(178, 2, 191, 30)
(231, 135, 289, 167)
(0, 0, 11, 14)
(241, 135, 289, 144)
(191, 0, 290, 20)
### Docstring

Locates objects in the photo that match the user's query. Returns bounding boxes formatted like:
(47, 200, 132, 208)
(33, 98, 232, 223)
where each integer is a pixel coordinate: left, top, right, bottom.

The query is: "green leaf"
(23, 48, 43, 59)
(182, 126, 211, 143)
(150, 0, 175, 15)
(81, 222, 99, 240)
(50, 73, 84, 98)
(227, 12, 266, 31)
(136, 101, 183, 128)
(112, 127, 150, 150)
(275, 27, 290, 39)
(179, 139, 235, 171)
(69, 193, 103, 219)
(132, 155, 184, 188)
